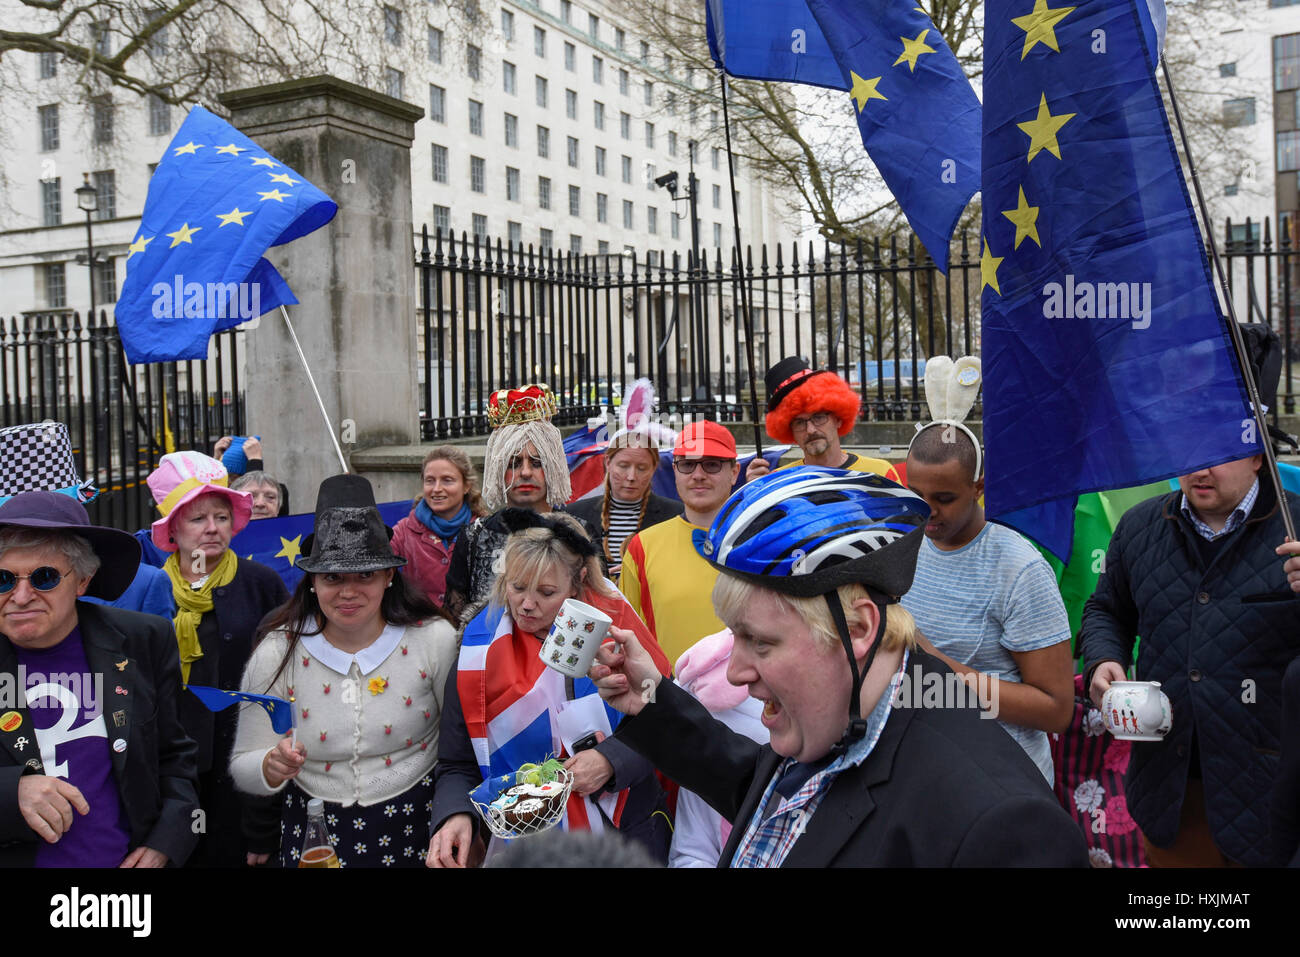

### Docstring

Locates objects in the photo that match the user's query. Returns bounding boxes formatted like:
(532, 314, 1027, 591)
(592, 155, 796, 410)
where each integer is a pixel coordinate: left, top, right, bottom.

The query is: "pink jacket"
(390, 511, 463, 608)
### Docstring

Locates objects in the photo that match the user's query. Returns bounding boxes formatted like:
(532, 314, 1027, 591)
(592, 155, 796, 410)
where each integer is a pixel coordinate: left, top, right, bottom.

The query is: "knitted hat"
(763, 356, 860, 445)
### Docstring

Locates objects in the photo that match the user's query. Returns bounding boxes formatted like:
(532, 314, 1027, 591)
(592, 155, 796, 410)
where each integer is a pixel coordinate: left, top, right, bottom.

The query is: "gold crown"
(486, 384, 558, 429)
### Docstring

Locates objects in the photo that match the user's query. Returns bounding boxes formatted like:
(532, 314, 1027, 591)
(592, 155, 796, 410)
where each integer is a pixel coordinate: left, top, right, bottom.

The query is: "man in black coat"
(0, 492, 199, 867)
(590, 469, 1087, 867)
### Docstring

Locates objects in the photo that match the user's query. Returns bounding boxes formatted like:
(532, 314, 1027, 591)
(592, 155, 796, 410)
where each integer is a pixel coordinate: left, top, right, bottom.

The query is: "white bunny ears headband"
(609, 377, 678, 449)
(907, 355, 983, 481)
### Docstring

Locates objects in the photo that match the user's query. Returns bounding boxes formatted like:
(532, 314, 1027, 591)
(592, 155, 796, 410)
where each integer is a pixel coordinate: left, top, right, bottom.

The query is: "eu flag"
(980, 0, 1255, 560)
(804, 0, 981, 271)
(706, 0, 847, 90)
(186, 686, 294, 734)
(116, 106, 337, 364)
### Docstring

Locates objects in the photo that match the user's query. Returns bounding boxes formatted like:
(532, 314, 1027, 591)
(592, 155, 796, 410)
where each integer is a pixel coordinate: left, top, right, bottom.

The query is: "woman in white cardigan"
(230, 475, 458, 867)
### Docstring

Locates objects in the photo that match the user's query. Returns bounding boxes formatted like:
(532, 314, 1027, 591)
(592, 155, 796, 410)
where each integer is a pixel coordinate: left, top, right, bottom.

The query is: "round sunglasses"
(0, 566, 74, 595)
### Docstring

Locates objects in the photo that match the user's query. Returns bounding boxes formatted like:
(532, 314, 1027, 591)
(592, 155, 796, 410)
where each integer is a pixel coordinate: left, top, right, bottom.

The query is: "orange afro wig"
(765, 371, 861, 445)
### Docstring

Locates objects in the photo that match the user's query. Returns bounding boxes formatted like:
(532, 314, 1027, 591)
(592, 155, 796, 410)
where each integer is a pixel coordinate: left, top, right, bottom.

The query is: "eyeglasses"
(0, 566, 73, 595)
(673, 458, 731, 475)
(790, 412, 832, 433)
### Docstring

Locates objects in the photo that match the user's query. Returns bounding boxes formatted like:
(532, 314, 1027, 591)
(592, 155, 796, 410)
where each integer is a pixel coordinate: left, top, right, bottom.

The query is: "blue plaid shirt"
(1180, 478, 1258, 541)
(728, 650, 909, 868)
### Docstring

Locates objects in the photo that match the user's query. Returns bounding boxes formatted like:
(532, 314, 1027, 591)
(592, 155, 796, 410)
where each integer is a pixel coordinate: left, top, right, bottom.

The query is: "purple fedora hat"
(0, 491, 141, 600)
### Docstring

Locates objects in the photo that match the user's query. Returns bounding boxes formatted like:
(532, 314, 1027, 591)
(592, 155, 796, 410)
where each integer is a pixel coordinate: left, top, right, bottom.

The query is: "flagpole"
(1160, 58, 1295, 542)
(279, 305, 349, 474)
(719, 72, 765, 458)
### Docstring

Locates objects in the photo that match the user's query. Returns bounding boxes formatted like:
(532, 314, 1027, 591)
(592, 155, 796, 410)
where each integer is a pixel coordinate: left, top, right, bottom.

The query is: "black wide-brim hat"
(296, 506, 406, 575)
(0, 490, 140, 600)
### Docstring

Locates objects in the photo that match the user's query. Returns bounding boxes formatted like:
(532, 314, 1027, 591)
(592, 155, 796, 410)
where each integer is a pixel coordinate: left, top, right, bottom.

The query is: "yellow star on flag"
(893, 29, 936, 73)
(275, 535, 303, 566)
(166, 223, 201, 248)
(981, 239, 1004, 295)
(1001, 187, 1041, 249)
(216, 207, 251, 227)
(258, 189, 289, 202)
(268, 172, 300, 187)
(849, 72, 888, 111)
(250, 156, 279, 168)
(1011, 0, 1076, 60)
(215, 143, 247, 156)
(173, 141, 203, 156)
(1017, 93, 1075, 162)
(126, 235, 153, 259)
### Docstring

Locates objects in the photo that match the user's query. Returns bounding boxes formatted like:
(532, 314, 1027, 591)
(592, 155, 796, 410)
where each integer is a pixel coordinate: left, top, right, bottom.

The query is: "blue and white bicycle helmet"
(693, 467, 930, 749)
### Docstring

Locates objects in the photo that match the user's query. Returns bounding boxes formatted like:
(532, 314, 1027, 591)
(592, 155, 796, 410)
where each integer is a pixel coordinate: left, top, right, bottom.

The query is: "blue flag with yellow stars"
(980, 0, 1256, 561)
(186, 686, 294, 734)
(706, 0, 848, 90)
(803, 0, 980, 272)
(116, 105, 337, 364)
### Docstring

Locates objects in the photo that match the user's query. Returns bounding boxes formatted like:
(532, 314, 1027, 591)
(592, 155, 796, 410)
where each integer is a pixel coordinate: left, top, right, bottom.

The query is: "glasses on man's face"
(0, 566, 72, 595)
(673, 458, 730, 475)
(790, 411, 832, 433)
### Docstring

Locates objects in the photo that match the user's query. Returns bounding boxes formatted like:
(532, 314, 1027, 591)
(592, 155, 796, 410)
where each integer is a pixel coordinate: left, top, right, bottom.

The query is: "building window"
(1224, 183, 1239, 196)
(383, 5, 402, 45)
(147, 93, 171, 136)
(534, 26, 546, 57)
(94, 20, 112, 57)
(714, 223, 722, 246)
(540, 227, 553, 250)
(39, 104, 58, 151)
(647, 206, 658, 234)
(96, 257, 117, 304)
(470, 155, 486, 192)
(566, 89, 578, 119)
(645, 161, 656, 191)
(92, 169, 116, 220)
(467, 44, 482, 80)
(667, 91, 676, 116)
(469, 99, 484, 135)
(620, 112, 630, 139)
(668, 131, 678, 157)
(671, 212, 680, 239)
(506, 166, 521, 201)
(593, 56, 603, 85)
(1277, 34, 1300, 91)
(432, 144, 448, 183)
(536, 75, 548, 107)
(473, 213, 488, 241)
(537, 125, 550, 158)
(561, 0, 572, 24)
(644, 80, 654, 106)
(428, 26, 443, 62)
(597, 192, 608, 223)
(640, 40, 649, 62)
(385, 68, 404, 99)
(44, 263, 66, 308)
(501, 8, 515, 42)
(712, 147, 720, 170)
(564, 42, 575, 72)
(710, 108, 719, 128)
(623, 200, 634, 229)
(619, 69, 629, 95)
(1220, 62, 1237, 77)
(433, 204, 450, 235)
(712, 184, 721, 208)
(644, 121, 654, 148)
(569, 185, 581, 216)
(593, 101, 605, 130)
(616, 28, 625, 52)
(570, 234, 583, 255)
(38, 51, 56, 79)
(430, 85, 446, 123)
(505, 112, 518, 147)
(1223, 97, 1255, 127)
(598, 240, 609, 255)
(539, 176, 552, 209)
(1279, 130, 1300, 171)
(41, 176, 61, 227)
(595, 146, 606, 175)
(92, 95, 113, 144)
(589, 13, 599, 38)
(621, 155, 632, 183)
(567, 135, 579, 167)
(508, 220, 522, 247)
(503, 61, 517, 94)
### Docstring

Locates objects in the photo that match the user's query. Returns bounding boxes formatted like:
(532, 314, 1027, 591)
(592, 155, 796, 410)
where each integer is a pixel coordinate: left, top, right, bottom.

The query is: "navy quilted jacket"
(1079, 480, 1300, 866)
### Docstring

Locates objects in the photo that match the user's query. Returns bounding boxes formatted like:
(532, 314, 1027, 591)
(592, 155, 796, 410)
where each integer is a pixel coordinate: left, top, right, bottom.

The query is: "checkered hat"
(0, 422, 96, 504)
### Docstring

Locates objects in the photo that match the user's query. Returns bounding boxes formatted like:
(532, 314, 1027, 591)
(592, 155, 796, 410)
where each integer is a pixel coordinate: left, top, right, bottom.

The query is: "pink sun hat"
(147, 450, 253, 551)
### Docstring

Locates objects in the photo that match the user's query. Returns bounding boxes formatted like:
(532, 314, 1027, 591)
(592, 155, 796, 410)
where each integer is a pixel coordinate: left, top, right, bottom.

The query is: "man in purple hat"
(0, 491, 199, 867)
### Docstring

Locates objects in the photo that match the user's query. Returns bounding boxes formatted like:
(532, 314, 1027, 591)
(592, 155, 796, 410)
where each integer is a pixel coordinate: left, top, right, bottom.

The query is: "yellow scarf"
(164, 548, 239, 685)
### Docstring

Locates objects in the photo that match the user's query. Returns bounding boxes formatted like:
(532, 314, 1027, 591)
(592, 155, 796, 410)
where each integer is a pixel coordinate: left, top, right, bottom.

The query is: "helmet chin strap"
(825, 591, 888, 756)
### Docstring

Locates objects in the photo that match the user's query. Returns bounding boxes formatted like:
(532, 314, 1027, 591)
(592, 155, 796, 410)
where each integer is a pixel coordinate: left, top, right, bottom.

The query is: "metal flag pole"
(719, 71, 765, 458)
(279, 305, 349, 474)
(1160, 57, 1295, 541)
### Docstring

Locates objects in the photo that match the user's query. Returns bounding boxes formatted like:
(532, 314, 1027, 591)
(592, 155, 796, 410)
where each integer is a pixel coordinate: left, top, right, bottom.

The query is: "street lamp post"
(74, 173, 99, 320)
(656, 141, 705, 404)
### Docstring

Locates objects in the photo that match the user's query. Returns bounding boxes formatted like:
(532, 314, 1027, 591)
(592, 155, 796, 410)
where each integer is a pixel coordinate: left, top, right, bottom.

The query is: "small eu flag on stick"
(186, 685, 295, 736)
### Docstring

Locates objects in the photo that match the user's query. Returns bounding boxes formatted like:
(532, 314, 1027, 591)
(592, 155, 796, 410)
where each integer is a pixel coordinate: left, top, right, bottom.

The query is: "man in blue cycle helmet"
(592, 468, 1087, 867)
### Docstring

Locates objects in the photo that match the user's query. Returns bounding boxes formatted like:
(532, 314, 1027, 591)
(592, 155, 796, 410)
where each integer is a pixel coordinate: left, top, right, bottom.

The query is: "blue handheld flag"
(186, 685, 294, 735)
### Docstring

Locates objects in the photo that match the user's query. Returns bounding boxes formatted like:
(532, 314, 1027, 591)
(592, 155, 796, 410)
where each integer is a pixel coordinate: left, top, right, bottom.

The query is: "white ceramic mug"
(539, 598, 613, 678)
(1101, 680, 1172, 741)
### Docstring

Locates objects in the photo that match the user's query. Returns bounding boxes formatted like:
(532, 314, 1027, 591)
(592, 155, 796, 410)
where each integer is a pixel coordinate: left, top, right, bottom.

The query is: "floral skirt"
(279, 776, 435, 868)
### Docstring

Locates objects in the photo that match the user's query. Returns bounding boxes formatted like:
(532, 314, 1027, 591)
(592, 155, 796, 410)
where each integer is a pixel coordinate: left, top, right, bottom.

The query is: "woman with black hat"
(229, 475, 459, 867)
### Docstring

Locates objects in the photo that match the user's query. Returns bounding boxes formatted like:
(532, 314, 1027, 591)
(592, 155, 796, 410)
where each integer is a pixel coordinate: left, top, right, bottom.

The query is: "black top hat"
(0, 491, 140, 599)
(765, 356, 828, 411)
(301, 473, 394, 556)
(296, 507, 407, 575)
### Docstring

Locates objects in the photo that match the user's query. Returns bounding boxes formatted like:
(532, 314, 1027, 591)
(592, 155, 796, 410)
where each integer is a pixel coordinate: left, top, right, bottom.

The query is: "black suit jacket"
(617, 651, 1088, 867)
(0, 603, 200, 866)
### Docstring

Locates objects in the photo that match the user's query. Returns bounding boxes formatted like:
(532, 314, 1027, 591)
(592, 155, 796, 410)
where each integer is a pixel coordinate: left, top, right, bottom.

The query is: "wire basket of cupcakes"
(469, 758, 575, 839)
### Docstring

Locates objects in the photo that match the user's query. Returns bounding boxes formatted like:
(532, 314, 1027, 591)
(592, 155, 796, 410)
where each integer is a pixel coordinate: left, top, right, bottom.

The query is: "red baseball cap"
(674, 419, 737, 459)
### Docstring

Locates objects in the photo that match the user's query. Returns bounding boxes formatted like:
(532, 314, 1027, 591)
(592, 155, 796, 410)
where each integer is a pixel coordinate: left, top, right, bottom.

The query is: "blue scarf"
(415, 499, 471, 545)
